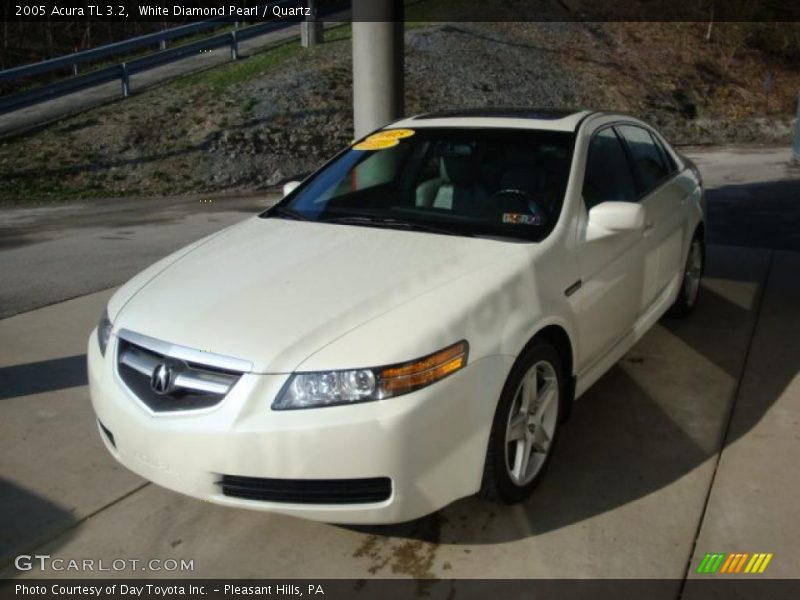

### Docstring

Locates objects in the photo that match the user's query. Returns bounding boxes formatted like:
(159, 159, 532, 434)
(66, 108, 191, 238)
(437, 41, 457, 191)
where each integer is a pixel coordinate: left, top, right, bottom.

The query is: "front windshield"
(267, 127, 574, 242)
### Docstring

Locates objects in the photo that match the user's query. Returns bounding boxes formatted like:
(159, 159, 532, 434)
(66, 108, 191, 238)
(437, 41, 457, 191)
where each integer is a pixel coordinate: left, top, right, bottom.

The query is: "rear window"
(652, 132, 678, 174)
(583, 127, 637, 209)
(617, 125, 670, 194)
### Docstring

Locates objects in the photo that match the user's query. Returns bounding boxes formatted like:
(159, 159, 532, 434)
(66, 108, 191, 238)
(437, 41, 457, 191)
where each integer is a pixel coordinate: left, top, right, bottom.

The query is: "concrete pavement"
(0, 289, 143, 565)
(684, 250, 800, 586)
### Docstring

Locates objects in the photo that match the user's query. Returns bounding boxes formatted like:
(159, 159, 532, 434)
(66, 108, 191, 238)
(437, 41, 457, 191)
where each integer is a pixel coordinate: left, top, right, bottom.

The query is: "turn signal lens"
(379, 341, 468, 397)
(272, 341, 469, 410)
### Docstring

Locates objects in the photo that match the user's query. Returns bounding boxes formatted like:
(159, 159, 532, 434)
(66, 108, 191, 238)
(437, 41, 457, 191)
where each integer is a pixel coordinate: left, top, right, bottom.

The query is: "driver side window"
(583, 128, 637, 210)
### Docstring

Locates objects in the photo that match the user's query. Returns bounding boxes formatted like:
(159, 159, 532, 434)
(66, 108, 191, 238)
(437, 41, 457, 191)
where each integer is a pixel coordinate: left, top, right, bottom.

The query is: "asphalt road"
(690, 146, 800, 251)
(0, 145, 799, 585)
(0, 192, 277, 319)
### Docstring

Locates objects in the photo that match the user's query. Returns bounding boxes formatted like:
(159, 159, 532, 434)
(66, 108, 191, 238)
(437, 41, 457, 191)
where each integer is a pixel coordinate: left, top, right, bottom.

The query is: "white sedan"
(88, 109, 705, 524)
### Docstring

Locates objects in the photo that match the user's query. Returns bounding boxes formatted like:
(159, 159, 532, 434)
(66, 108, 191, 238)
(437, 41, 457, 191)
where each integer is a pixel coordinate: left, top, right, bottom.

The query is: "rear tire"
(668, 231, 704, 318)
(481, 341, 565, 503)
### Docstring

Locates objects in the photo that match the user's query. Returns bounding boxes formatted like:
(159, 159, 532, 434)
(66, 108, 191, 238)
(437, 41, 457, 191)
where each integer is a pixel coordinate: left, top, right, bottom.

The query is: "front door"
(574, 126, 646, 373)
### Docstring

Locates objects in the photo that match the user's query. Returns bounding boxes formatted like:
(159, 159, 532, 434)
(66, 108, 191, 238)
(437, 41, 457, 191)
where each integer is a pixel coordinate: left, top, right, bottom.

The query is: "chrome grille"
(116, 329, 249, 413)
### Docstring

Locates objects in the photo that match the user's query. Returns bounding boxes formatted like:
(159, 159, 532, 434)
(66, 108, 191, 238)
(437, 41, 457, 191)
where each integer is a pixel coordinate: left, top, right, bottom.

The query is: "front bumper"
(87, 332, 512, 524)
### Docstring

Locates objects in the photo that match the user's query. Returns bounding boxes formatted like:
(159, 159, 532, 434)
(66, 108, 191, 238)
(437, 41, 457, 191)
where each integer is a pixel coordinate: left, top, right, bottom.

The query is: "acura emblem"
(150, 363, 172, 395)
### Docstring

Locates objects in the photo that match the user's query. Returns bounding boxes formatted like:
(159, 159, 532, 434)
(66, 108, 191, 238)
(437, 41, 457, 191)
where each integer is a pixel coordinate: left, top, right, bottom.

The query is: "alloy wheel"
(504, 360, 559, 486)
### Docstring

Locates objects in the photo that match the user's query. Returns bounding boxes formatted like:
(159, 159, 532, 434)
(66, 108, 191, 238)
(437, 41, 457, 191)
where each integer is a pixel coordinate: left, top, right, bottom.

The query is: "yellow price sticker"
(352, 128, 415, 150)
(352, 137, 401, 151)
(367, 128, 415, 141)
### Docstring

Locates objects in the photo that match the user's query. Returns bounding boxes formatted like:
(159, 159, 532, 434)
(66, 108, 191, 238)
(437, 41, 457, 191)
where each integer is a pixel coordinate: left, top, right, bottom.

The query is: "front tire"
(669, 231, 704, 318)
(481, 341, 565, 504)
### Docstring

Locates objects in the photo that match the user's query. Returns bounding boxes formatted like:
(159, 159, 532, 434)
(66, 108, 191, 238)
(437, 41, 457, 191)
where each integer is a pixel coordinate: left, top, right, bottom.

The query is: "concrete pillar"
(351, 0, 404, 138)
(230, 30, 239, 60)
(301, 0, 323, 48)
(794, 93, 800, 159)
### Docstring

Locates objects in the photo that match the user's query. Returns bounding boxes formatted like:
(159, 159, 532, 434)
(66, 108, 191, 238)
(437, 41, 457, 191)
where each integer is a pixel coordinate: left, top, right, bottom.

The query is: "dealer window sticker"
(502, 213, 541, 225)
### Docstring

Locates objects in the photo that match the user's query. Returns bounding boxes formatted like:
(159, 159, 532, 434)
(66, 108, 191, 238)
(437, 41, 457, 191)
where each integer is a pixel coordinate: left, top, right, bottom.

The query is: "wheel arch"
(516, 322, 577, 422)
(694, 220, 705, 241)
(685, 220, 706, 270)
(480, 321, 576, 500)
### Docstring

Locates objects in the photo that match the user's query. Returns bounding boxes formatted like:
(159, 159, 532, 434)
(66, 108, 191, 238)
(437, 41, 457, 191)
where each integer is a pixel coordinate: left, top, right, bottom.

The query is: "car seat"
(431, 148, 488, 213)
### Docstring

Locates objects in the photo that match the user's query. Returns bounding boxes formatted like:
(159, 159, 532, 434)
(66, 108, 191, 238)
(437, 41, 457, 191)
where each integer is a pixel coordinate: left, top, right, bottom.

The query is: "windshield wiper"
(323, 215, 469, 237)
(271, 206, 311, 221)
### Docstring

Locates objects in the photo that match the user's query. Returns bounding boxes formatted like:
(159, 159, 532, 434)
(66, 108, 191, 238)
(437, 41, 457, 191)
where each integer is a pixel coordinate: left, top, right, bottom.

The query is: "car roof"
(389, 108, 595, 132)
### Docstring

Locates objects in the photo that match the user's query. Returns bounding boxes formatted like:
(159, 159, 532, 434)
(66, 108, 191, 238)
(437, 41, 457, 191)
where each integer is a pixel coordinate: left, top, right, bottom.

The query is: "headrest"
(440, 154, 475, 185)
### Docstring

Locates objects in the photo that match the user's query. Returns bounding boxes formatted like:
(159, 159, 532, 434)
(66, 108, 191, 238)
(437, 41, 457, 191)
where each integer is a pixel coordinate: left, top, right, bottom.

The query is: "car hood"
(113, 217, 524, 373)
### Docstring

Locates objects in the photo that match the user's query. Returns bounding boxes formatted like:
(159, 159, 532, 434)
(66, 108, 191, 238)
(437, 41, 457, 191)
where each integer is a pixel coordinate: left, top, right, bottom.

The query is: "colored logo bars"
(697, 552, 773, 574)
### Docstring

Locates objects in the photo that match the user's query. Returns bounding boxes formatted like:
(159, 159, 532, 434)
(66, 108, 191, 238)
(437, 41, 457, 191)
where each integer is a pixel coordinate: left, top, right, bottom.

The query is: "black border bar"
(4, 0, 800, 23)
(3, 579, 800, 600)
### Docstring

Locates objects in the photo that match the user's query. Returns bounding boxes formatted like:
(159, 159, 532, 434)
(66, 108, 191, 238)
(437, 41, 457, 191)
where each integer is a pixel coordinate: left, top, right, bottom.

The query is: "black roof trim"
(414, 108, 585, 121)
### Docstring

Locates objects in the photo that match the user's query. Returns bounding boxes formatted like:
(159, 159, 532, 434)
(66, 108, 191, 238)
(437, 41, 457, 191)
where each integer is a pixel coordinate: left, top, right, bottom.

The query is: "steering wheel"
(489, 188, 546, 224)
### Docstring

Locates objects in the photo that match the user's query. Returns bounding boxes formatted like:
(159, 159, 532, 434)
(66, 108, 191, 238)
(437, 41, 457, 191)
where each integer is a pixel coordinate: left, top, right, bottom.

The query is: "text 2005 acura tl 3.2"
(88, 109, 705, 524)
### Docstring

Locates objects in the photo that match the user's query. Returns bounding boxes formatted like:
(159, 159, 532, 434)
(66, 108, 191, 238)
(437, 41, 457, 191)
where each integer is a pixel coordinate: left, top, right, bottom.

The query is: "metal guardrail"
(0, 0, 342, 115)
(0, 20, 231, 85)
(0, 19, 297, 114)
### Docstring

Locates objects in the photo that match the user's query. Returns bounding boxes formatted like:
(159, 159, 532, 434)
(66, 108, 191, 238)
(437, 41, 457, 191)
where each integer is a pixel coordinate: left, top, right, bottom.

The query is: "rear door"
(616, 125, 686, 310)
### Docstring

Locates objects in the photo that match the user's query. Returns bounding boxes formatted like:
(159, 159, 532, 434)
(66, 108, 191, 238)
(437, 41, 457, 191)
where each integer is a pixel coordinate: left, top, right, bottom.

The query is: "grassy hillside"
(1, 21, 798, 203)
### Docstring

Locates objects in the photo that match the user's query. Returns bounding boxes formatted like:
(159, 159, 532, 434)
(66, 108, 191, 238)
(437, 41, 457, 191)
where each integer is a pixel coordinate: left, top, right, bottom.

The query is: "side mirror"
(282, 181, 301, 197)
(586, 201, 645, 241)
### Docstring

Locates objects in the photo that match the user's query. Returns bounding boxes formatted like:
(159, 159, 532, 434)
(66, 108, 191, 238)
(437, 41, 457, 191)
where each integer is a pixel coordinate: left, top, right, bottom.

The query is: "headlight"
(97, 308, 113, 356)
(272, 340, 469, 410)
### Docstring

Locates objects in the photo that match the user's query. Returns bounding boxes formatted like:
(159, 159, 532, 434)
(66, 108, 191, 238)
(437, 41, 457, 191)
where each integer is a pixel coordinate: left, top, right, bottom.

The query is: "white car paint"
(88, 110, 705, 523)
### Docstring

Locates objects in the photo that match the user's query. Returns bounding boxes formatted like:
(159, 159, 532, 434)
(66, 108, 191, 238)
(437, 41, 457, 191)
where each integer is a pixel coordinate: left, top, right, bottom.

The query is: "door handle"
(643, 221, 655, 236)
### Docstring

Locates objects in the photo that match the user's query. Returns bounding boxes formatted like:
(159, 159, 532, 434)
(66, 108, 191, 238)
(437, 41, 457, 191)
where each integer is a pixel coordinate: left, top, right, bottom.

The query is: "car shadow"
(706, 180, 800, 253)
(0, 355, 87, 401)
(0, 480, 76, 567)
(342, 240, 794, 545)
